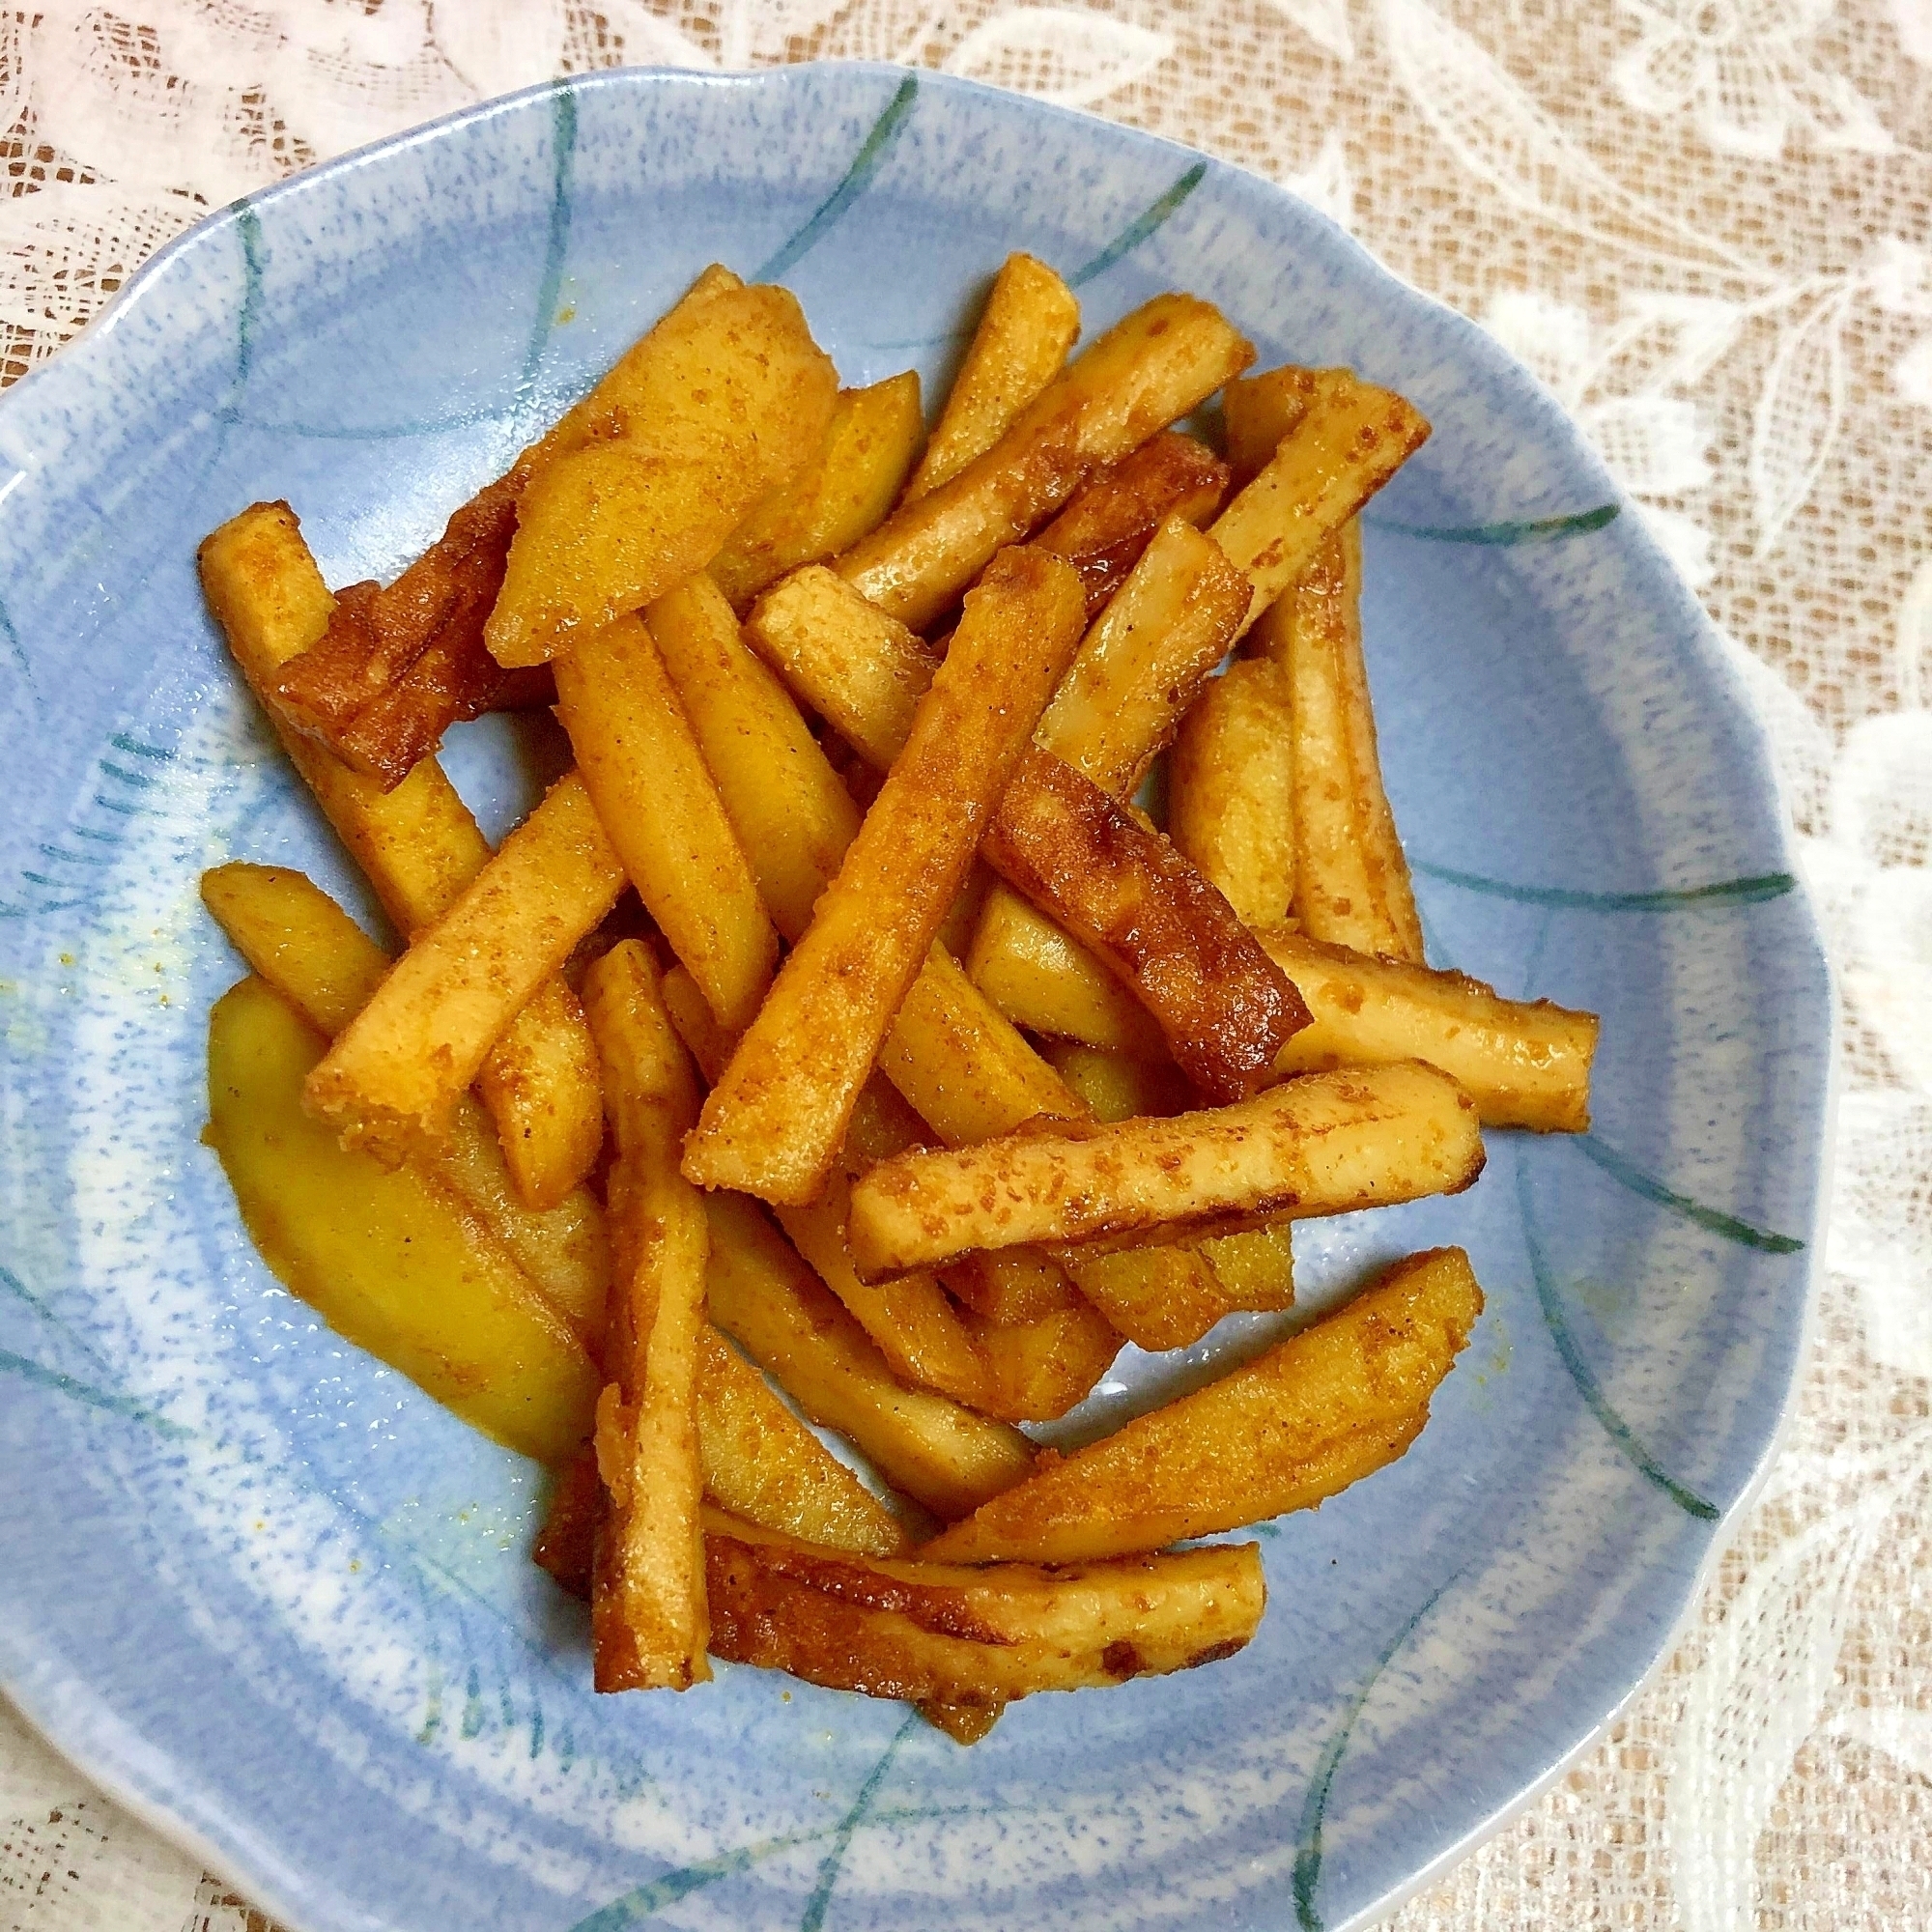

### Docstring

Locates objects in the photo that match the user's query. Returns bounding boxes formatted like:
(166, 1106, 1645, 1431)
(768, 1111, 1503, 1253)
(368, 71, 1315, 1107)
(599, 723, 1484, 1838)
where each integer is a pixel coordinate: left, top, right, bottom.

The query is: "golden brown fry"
(926, 1248, 1484, 1564)
(554, 614, 777, 1031)
(1222, 364, 1320, 485)
(208, 976, 600, 1466)
(711, 372, 926, 611)
(1058, 1220, 1295, 1352)
(838, 294, 1254, 631)
(1262, 928, 1597, 1130)
(707, 1511, 1265, 1710)
(743, 565, 938, 774)
(982, 750, 1307, 1103)
(582, 941, 712, 1692)
(848, 1063, 1485, 1277)
(1037, 516, 1253, 795)
(968, 1296, 1121, 1422)
(1033, 432, 1231, 619)
(648, 573, 864, 942)
(487, 285, 838, 666)
(905, 252, 1081, 502)
(1193, 1221, 1297, 1311)
(696, 1328, 909, 1557)
(306, 772, 627, 1155)
(1169, 657, 1298, 930)
(876, 942, 1085, 1147)
(200, 863, 611, 1344)
(684, 549, 1087, 1206)
(942, 1248, 1083, 1325)
(534, 1448, 604, 1597)
(965, 886, 1167, 1058)
(1041, 1040, 1190, 1123)
(702, 1192, 1036, 1520)
(197, 501, 603, 1208)
(1261, 523, 1424, 960)
(1208, 370, 1430, 637)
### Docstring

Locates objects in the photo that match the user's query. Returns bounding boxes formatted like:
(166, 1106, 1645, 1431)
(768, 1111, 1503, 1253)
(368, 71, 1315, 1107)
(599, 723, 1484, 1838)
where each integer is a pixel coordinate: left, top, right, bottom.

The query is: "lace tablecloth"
(4, 3, 1929, 1928)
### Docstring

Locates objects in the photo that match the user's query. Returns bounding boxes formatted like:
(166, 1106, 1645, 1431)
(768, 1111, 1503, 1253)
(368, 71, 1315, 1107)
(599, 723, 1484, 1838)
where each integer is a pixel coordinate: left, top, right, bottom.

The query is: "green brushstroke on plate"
(1414, 861, 1796, 911)
(756, 75, 919, 283)
(1574, 1135, 1804, 1254)
(1368, 503, 1620, 544)
(1068, 161, 1207, 287)
(0, 1348, 193, 1439)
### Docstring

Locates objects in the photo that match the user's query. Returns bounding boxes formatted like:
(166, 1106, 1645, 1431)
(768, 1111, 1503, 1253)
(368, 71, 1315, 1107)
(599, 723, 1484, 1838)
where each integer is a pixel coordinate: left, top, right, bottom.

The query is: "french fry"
(981, 750, 1307, 1103)
(536, 1330, 909, 1605)
(711, 372, 925, 611)
(702, 1191, 1036, 1520)
(848, 1063, 1485, 1278)
(1169, 657, 1298, 929)
(487, 285, 838, 666)
(1058, 1221, 1294, 1353)
(207, 976, 600, 1465)
(1208, 369, 1430, 638)
(1260, 523, 1426, 961)
(1033, 432, 1231, 618)
(1222, 364, 1320, 485)
(904, 252, 1080, 502)
(554, 614, 777, 1031)
(306, 772, 627, 1156)
(942, 1247, 1083, 1325)
(968, 1296, 1123, 1423)
(706, 1511, 1265, 1713)
(684, 549, 1088, 1206)
(1261, 928, 1597, 1131)
(965, 886, 1166, 1058)
(743, 566, 938, 774)
(925, 1248, 1483, 1564)
(1041, 1040, 1190, 1123)
(1191, 1221, 1297, 1311)
(582, 940, 713, 1692)
(696, 1328, 909, 1557)
(838, 294, 1254, 631)
(200, 863, 611, 1345)
(198, 501, 603, 1208)
(647, 573, 864, 941)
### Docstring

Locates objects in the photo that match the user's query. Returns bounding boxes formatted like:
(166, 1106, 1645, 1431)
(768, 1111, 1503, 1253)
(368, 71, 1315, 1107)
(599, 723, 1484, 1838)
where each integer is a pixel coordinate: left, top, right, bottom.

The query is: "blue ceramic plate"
(0, 61, 1830, 1932)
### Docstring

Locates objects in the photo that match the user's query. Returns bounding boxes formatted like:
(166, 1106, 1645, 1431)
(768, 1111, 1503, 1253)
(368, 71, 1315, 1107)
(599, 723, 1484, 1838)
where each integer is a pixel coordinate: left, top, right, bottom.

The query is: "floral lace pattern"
(2, 5, 1928, 1930)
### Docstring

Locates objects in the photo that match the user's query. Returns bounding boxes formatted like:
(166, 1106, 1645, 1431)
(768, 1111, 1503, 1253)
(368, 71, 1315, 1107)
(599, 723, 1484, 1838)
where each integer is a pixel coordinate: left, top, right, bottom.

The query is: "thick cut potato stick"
(208, 977, 600, 1466)
(696, 1329, 908, 1556)
(1222, 364, 1320, 485)
(685, 549, 1087, 1206)
(1034, 516, 1253, 796)
(1208, 370, 1430, 637)
(982, 750, 1307, 1103)
(942, 1247, 1083, 1325)
(647, 573, 864, 941)
(711, 372, 925, 611)
(744, 566, 938, 774)
(306, 772, 627, 1155)
(707, 1511, 1264, 1712)
(1042, 1040, 1190, 1123)
(487, 284, 838, 665)
(968, 1297, 1121, 1422)
(201, 863, 611, 1344)
(927, 1248, 1483, 1564)
(582, 941, 712, 1691)
(905, 252, 1081, 502)
(848, 1063, 1485, 1278)
(1262, 928, 1597, 1130)
(966, 888, 1166, 1058)
(1033, 432, 1231, 619)
(1169, 657, 1298, 929)
(1060, 1223, 1294, 1352)
(554, 614, 777, 1030)
(838, 294, 1254, 631)
(876, 942, 1086, 1146)
(1260, 523, 1424, 959)
(198, 501, 603, 1208)
(536, 1335, 908, 1604)
(702, 1192, 1035, 1520)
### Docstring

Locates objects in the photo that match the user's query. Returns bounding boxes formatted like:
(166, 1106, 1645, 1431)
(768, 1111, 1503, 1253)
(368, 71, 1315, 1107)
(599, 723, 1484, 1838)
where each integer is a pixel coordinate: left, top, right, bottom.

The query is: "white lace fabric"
(3, 5, 1929, 1929)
